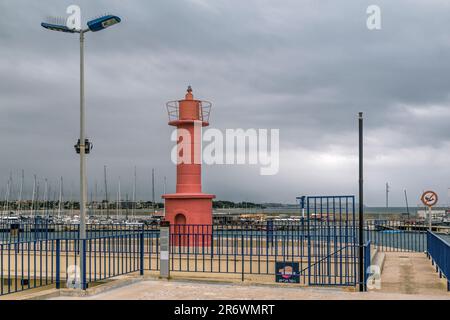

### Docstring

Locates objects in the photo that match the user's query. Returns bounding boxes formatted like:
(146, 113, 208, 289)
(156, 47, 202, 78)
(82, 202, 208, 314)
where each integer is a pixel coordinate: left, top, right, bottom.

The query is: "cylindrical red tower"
(162, 87, 215, 244)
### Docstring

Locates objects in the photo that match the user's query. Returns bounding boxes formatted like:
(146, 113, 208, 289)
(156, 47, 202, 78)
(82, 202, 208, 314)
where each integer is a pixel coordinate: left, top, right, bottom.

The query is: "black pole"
(358, 112, 364, 292)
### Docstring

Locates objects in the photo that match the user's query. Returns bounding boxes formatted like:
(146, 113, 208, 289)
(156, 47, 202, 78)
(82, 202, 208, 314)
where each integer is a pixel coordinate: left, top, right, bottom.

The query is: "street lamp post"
(79, 29, 87, 248)
(41, 14, 121, 289)
(358, 112, 364, 292)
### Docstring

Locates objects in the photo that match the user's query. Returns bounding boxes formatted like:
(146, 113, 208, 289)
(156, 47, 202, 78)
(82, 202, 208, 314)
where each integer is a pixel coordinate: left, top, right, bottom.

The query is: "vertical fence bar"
(140, 227, 144, 276)
(241, 234, 244, 282)
(307, 198, 311, 285)
(56, 239, 60, 289)
(82, 239, 87, 290)
(1, 244, 3, 295)
(210, 225, 214, 260)
(364, 240, 371, 291)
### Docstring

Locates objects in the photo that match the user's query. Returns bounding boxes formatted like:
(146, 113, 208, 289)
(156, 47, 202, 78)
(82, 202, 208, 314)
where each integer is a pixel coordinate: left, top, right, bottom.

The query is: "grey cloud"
(1, 0, 450, 205)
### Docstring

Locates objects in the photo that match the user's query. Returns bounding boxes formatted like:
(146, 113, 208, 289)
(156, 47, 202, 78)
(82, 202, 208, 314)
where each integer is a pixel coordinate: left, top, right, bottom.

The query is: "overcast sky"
(1, 0, 450, 206)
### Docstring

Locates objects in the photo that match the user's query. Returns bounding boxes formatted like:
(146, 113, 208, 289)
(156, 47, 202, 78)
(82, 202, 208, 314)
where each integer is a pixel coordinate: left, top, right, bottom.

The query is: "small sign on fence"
(275, 262, 300, 284)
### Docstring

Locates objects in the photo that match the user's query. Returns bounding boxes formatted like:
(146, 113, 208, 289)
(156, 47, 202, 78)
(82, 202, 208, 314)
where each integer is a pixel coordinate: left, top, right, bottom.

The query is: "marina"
(1, 1, 450, 308)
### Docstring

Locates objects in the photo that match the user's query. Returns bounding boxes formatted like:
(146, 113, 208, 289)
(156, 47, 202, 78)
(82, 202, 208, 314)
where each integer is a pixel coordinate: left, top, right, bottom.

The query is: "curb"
(21, 276, 146, 300)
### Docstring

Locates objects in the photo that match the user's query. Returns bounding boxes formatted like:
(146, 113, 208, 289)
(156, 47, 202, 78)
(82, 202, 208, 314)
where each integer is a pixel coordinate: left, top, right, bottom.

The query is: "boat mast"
(58, 176, 63, 219)
(89, 188, 93, 217)
(44, 178, 48, 221)
(404, 189, 410, 219)
(4, 176, 11, 217)
(385, 182, 389, 209)
(125, 192, 129, 221)
(70, 182, 74, 217)
(94, 180, 98, 217)
(8, 172, 13, 215)
(163, 175, 166, 216)
(104, 165, 109, 219)
(117, 177, 121, 220)
(52, 188, 57, 218)
(31, 175, 37, 220)
(446, 187, 450, 210)
(2, 181, 7, 218)
(18, 169, 24, 216)
(152, 168, 155, 213)
(133, 166, 137, 221)
(36, 180, 40, 219)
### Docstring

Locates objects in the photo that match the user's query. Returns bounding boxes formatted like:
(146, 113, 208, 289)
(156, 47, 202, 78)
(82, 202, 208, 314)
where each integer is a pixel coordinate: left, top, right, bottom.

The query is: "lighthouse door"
(173, 213, 187, 246)
(175, 213, 186, 225)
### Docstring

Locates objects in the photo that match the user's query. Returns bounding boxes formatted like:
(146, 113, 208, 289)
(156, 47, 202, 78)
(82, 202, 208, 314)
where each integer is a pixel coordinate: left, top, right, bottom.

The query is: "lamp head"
(87, 15, 121, 32)
(41, 16, 78, 33)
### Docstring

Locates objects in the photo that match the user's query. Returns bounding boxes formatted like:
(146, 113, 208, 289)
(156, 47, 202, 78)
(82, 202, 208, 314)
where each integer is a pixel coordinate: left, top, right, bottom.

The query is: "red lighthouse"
(162, 87, 215, 229)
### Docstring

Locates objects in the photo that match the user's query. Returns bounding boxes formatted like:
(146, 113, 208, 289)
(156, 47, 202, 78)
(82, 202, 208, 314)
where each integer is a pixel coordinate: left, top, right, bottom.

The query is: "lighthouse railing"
(165, 100, 212, 122)
(166, 100, 179, 122)
(199, 101, 212, 123)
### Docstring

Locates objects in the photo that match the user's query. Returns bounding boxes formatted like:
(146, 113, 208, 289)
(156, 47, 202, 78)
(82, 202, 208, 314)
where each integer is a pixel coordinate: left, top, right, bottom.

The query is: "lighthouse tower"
(162, 87, 215, 228)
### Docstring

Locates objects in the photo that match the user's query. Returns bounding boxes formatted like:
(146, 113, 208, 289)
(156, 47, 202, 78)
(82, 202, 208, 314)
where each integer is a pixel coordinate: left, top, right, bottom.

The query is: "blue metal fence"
(1, 227, 148, 295)
(427, 231, 450, 291)
(1, 239, 58, 296)
(1, 220, 429, 253)
(84, 231, 143, 287)
(0, 197, 364, 294)
(0, 222, 156, 243)
(364, 220, 427, 252)
(168, 224, 309, 278)
(163, 196, 360, 287)
(7, 205, 435, 296)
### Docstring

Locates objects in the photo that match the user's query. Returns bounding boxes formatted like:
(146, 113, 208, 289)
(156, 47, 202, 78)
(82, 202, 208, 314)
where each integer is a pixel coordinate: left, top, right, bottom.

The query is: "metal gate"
(157, 195, 359, 288)
(305, 196, 358, 286)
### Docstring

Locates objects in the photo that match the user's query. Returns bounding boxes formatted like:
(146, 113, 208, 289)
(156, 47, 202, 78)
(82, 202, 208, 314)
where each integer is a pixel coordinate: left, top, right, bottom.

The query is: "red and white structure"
(162, 87, 215, 228)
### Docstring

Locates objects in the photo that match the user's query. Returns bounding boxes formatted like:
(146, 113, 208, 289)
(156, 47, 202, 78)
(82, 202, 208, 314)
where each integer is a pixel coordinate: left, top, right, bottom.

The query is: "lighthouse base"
(162, 193, 215, 246)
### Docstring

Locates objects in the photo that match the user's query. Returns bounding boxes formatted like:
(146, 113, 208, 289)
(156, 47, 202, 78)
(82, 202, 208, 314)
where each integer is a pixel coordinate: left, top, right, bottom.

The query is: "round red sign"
(421, 190, 438, 207)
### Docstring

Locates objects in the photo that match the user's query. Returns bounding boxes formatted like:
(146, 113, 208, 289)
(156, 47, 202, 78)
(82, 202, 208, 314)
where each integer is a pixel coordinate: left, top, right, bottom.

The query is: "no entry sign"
(421, 190, 438, 207)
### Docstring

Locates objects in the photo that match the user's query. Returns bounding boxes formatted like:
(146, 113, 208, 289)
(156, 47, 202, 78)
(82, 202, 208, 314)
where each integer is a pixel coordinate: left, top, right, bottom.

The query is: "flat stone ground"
(378, 252, 449, 296)
(49, 252, 450, 300)
(49, 279, 449, 300)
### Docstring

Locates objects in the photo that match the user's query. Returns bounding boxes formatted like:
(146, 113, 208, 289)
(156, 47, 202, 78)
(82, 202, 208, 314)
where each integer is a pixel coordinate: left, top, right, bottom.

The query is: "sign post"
(420, 190, 438, 232)
(160, 220, 170, 279)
